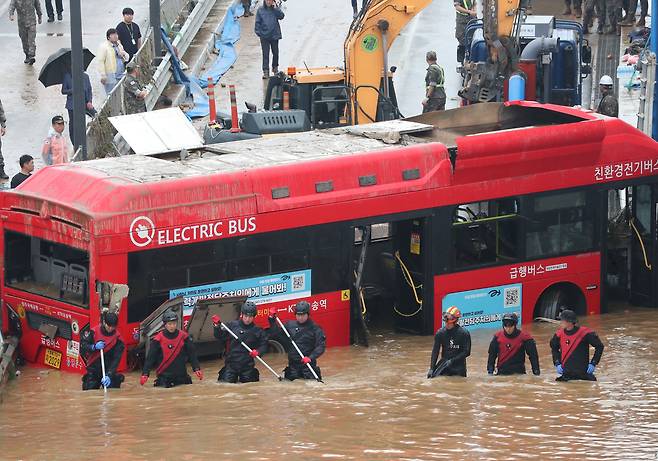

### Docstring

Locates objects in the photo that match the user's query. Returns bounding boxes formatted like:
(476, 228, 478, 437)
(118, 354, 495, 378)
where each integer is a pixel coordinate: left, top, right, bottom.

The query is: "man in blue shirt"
(61, 71, 95, 145)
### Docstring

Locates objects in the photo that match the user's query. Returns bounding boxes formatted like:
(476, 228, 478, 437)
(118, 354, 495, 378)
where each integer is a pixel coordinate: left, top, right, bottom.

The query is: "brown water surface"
(1, 308, 657, 460)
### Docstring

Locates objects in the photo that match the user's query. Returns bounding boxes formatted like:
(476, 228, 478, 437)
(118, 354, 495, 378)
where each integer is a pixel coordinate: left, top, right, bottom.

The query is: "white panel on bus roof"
(109, 108, 204, 155)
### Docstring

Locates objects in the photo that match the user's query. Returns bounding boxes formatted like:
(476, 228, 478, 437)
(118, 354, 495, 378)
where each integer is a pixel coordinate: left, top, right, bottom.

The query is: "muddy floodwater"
(1, 308, 657, 460)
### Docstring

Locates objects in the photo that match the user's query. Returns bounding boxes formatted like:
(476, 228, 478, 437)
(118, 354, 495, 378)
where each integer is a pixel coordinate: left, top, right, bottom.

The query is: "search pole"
(70, 0, 87, 159)
(150, 0, 162, 61)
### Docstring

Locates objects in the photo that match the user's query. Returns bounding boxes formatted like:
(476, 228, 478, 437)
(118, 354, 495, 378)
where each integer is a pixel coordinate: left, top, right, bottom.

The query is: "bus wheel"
(534, 283, 585, 321)
(267, 339, 286, 354)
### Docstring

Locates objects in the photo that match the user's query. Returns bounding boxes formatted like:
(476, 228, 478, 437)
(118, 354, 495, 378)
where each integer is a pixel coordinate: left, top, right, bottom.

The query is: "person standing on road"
(428, 306, 471, 378)
(621, 0, 647, 26)
(550, 309, 604, 382)
(0, 98, 7, 180)
(268, 301, 326, 381)
(140, 310, 203, 388)
(454, 0, 477, 62)
(98, 28, 129, 95)
(212, 301, 269, 383)
(116, 8, 142, 61)
(422, 51, 446, 113)
(41, 115, 73, 165)
(44, 0, 63, 22)
(597, 75, 618, 117)
(10, 155, 34, 188)
(123, 61, 148, 114)
(582, 0, 605, 34)
(487, 313, 540, 376)
(62, 70, 94, 145)
(563, 0, 583, 17)
(80, 312, 125, 390)
(9, 0, 43, 65)
(255, 0, 284, 79)
(241, 0, 252, 17)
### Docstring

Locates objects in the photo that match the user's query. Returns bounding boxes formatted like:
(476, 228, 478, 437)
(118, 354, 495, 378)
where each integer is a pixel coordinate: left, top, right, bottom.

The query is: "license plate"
(44, 349, 62, 369)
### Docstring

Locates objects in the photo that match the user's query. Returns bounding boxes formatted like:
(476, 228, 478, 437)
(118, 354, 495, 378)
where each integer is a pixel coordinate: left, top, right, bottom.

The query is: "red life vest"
(86, 325, 121, 366)
(495, 329, 531, 367)
(153, 330, 188, 375)
(556, 326, 591, 365)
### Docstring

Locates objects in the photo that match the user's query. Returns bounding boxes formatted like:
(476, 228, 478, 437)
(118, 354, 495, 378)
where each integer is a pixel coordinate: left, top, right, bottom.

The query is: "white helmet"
(599, 75, 614, 86)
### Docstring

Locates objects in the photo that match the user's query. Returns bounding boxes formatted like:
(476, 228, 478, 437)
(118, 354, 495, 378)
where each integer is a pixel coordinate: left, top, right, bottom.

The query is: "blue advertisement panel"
(441, 283, 522, 331)
(170, 269, 312, 316)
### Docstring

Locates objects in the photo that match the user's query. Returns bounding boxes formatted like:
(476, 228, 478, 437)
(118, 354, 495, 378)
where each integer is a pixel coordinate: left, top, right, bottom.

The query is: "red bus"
(2, 101, 656, 373)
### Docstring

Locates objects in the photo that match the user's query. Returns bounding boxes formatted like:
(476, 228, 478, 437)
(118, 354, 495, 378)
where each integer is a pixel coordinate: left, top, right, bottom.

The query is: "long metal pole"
(70, 0, 87, 159)
(648, 0, 658, 141)
(150, 0, 162, 59)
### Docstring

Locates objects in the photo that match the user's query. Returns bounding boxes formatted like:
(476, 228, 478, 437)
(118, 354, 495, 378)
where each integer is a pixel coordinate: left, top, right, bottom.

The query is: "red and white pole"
(207, 77, 217, 126)
(283, 90, 290, 110)
(229, 84, 241, 133)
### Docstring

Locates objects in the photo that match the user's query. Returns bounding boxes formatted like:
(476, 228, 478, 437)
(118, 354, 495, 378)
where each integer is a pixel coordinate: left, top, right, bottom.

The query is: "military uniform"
(123, 74, 147, 115)
(597, 93, 618, 117)
(604, 0, 621, 33)
(582, 0, 605, 33)
(423, 63, 446, 113)
(0, 99, 6, 176)
(9, 0, 42, 63)
(454, 0, 474, 62)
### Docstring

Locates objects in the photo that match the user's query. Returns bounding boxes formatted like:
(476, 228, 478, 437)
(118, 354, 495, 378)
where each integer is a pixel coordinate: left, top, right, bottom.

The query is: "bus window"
(525, 190, 595, 258)
(4, 230, 89, 308)
(452, 199, 520, 268)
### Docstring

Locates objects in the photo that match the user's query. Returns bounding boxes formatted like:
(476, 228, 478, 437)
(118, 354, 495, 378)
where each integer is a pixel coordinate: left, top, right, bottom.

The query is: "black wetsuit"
(214, 319, 268, 383)
(80, 325, 125, 390)
(487, 328, 540, 375)
(550, 325, 604, 382)
(142, 329, 201, 388)
(269, 318, 326, 380)
(429, 324, 471, 377)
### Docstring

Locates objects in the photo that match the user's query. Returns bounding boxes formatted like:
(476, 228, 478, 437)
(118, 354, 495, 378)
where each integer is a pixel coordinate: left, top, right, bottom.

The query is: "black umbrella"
(38, 47, 95, 87)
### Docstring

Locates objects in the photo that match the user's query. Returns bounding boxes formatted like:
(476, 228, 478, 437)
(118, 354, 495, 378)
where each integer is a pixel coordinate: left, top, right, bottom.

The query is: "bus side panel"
(5, 293, 89, 373)
(433, 252, 601, 332)
(255, 291, 351, 347)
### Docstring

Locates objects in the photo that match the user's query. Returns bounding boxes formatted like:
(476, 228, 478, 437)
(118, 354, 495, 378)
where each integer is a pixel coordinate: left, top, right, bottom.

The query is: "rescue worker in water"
(487, 312, 540, 376)
(269, 301, 326, 380)
(212, 301, 269, 383)
(428, 306, 471, 378)
(550, 309, 604, 382)
(140, 310, 203, 387)
(81, 312, 125, 390)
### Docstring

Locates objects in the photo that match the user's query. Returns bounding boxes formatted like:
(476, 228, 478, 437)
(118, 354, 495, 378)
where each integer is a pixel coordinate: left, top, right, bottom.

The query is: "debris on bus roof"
(343, 120, 434, 144)
(109, 108, 204, 155)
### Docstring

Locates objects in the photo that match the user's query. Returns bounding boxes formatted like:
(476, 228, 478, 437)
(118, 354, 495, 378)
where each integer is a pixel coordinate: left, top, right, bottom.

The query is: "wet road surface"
(1, 307, 656, 460)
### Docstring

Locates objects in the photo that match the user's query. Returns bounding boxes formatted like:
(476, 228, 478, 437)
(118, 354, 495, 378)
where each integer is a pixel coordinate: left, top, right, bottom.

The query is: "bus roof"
(1, 101, 645, 232)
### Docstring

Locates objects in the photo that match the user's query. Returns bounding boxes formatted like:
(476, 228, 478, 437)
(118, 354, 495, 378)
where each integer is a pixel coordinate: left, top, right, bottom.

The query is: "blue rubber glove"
(587, 363, 596, 375)
(100, 375, 111, 387)
(556, 363, 564, 375)
(487, 368, 494, 375)
(93, 340, 105, 351)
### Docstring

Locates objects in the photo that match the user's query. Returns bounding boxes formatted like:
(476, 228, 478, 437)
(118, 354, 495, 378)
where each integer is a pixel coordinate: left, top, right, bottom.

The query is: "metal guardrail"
(86, 0, 215, 159)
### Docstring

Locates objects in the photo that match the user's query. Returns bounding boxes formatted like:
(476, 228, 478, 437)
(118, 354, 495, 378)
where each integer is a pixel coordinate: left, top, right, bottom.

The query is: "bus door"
(350, 217, 432, 345)
(629, 184, 657, 306)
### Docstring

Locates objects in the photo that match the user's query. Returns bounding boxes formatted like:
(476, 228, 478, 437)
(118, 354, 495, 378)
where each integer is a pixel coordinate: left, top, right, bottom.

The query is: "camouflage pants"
(18, 21, 36, 58)
(605, 0, 621, 28)
(583, 0, 604, 29)
(455, 14, 470, 46)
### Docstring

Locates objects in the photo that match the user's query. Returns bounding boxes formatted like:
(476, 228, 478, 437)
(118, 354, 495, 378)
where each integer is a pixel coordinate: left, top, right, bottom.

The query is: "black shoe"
(47, 16, 54, 22)
(23, 57, 30, 63)
(28, 58, 35, 65)
(57, 13, 63, 20)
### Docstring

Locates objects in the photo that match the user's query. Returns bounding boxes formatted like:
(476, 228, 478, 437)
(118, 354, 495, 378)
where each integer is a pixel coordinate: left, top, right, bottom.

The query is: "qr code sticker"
(504, 287, 520, 307)
(291, 274, 305, 292)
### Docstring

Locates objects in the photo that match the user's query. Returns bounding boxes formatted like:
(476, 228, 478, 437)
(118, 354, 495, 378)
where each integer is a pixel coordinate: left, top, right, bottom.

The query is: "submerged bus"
(2, 101, 657, 373)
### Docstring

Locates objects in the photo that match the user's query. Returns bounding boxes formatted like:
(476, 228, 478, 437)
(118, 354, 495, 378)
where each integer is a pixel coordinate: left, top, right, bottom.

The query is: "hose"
(393, 251, 423, 317)
(353, 270, 367, 316)
(630, 218, 652, 270)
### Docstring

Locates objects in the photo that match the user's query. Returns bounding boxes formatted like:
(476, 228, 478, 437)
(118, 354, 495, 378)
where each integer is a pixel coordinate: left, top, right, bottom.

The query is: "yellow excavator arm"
(344, 0, 433, 124)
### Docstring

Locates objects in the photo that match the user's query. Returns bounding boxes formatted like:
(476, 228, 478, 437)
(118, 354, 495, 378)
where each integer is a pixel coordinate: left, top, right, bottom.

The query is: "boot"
(271, 66, 278, 74)
(574, 6, 582, 17)
(0, 167, 8, 180)
(562, 6, 572, 14)
(262, 71, 269, 80)
(47, 16, 54, 22)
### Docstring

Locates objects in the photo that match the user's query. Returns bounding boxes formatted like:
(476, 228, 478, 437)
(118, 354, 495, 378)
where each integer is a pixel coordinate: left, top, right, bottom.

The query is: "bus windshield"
(4, 230, 90, 308)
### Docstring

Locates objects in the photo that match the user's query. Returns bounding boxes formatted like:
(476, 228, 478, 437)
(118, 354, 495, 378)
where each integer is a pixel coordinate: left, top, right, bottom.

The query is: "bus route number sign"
(44, 349, 62, 369)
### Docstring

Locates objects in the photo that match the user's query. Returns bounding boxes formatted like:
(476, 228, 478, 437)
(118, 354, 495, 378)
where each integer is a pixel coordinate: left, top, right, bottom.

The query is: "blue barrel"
(508, 73, 526, 101)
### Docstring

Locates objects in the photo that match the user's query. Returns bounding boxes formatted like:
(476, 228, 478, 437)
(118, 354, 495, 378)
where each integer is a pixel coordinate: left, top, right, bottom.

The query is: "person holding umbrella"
(8, 0, 43, 65)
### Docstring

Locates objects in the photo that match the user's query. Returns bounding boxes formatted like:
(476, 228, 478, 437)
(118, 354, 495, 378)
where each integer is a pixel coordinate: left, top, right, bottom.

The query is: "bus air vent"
(402, 169, 420, 180)
(26, 311, 73, 340)
(271, 186, 290, 199)
(359, 175, 377, 187)
(315, 181, 334, 193)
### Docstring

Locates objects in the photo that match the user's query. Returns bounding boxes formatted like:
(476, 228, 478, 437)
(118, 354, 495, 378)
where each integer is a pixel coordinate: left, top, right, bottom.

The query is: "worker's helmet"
(559, 309, 578, 324)
(162, 310, 178, 323)
(502, 312, 518, 326)
(599, 75, 614, 86)
(294, 301, 311, 315)
(443, 306, 461, 323)
(241, 301, 257, 316)
(103, 312, 118, 327)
